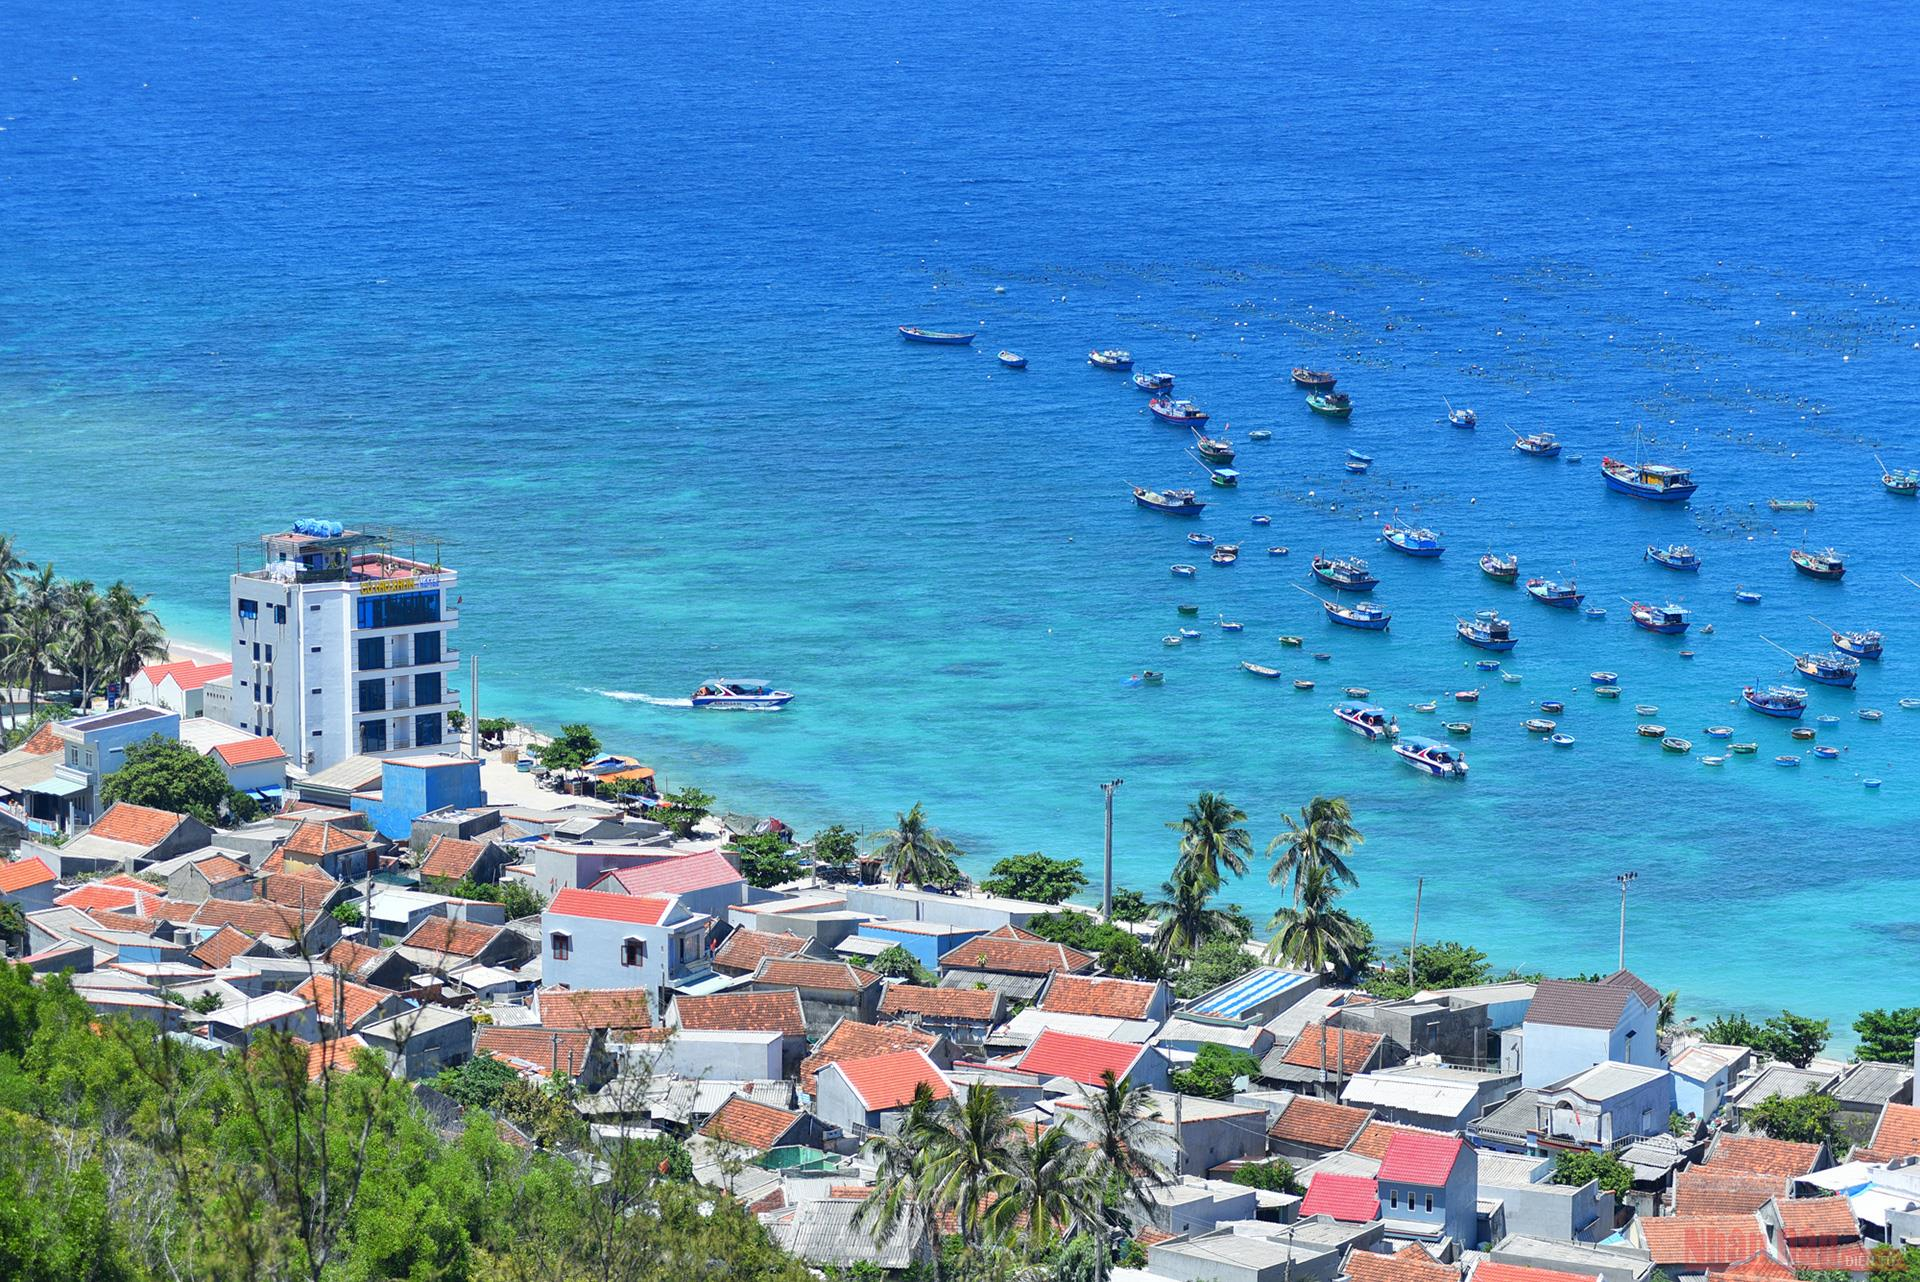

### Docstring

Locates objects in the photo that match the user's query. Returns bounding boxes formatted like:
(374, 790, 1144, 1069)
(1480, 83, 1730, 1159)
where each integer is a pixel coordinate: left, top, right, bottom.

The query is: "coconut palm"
(873, 802, 964, 888)
(1078, 1070, 1172, 1233)
(917, 1084, 1021, 1248)
(852, 1081, 945, 1249)
(53, 580, 112, 709)
(993, 1122, 1101, 1256)
(0, 601, 59, 716)
(1146, 866, 1240, 961)
(0, 535, 31, 603)
(1167, 791, 1251, 891)
(102, 582, 168, 689)
(1264, 863, 1368, 976)
(1266, 796, 1362, 904)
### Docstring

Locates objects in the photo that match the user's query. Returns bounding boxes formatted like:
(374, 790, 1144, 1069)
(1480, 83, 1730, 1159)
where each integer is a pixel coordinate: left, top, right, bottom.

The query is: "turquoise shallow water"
(5, 0, 1920, 1032)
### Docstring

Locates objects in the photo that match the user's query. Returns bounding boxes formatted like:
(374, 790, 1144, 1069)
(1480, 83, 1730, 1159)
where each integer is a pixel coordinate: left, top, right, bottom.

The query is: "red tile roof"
(418, 835, 488, 881)
(1871, 1102, 1920, 1159)
(1040, 973, 1161, 1020)
(548, 887, 674, 926)
(1270, 1096, 1372, 1150)
(800, 1019, 939, 1095)
(1471, 1262, 1595, 1282)
(56, 882, 166, 916)
(1673, 1168, 1786, 1216)
(1777, 1198, 1866, 1268)
(475, 1027, 595, 1078)
(1283, 1022, 1383, 1074)
(258, 870, 340, 909)
(166, 661, 232, 692)
(1350, 1120, 1448, 1162)
(1638, 1216, 1770, 1268)
(187, 898, 320, 940)
(282, 821, 367, 858)
(0, 855, 57, 893)
(303, 1035, 368, 1080)
(1298, 1172, 1381, 1222)
(1377, 1131, 1467, 1186)
(536, 987, 654, 1031)
(138, 661, 197, 689)
(187, 854, 248, 884)
(752, 956, 881, 993)
(1707, 1136, 1824, 1177)
(878, 982, 1001, 1022)
(1707, 1255, 1794, 1282)
(17, 721, 64, 755)
(88, 802, 187, 848)
(326, 938, 387, 978)
(295, 975, 387, 1027)
(590, 850, 743, 897)
(712, 928, 809, 973)
(699, 1095, 804, 1151)
(1016, 1029, 1147, 1086)
(190, 924, 257, 968)
(212, 735, 286, 766)
(830, 1048, 951, 1112)
(402, 916, 501, 958)
(1349, 1245, 1459, 1282)
(938, 934, 1095, 977)
(673, 989, 806, 1036)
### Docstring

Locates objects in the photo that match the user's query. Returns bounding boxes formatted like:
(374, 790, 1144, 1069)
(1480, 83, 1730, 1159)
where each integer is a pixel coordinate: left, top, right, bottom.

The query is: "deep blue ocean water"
(6, 1, 1920, 1033)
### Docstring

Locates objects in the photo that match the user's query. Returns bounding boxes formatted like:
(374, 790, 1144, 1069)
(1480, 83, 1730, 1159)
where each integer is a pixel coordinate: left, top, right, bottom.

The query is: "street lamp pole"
(1100, 779, 1123, 920)
(1615, 871, 1638, 970)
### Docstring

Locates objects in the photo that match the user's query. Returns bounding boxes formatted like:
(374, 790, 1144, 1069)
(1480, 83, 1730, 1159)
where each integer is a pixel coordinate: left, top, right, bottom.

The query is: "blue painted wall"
(353, 759, 485, 841)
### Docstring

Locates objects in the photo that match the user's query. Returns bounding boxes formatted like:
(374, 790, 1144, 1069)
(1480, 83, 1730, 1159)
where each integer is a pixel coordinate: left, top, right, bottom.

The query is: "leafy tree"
(868, 944, 936, 985)
(1232, 1158, 1304, 1195)
(1169, 1042, 1259, 1100)
(1551, 1149, 1634, 1199)
(653, 786, 716, 840)
(186, 991, 222, 1014)
(980, 851, 1087, 904)
(0, 899, 26, 952)
(872, 802, 964, 888)
(535, 722, 601, 770)
(1266, 796, 1361, 904)
(0, 703, 76, 751)
(433, 1051, 520, 1109)
(1023, 913, 1165, 980)
(1168, 791, 1251, 891)
(1362, 940, 1492, 999)
(1149, 866, 1241, 960)
(729, 832, 802, 889)
(497, 882, 546, 921)
(97, 735, 260, 826)
(809, 823, 861, 868)
(329, 901, 363, 927)
(1747, 1086, 1841, 1145)
(1757, 1011, 1830, 1068)
(1172, 934, 1258, 1000)
(498, 1075, 586, 1150)
(1095, 930, 1166, 982)
(1851, 1007, 1920, 1062)
(447, 709, 467, 733)
(1265, 863, 1368, 977)
(1109, 887, 1152, 923)
(916, 1084, 1023, 1247)
(1701, 1012, 1767, 1048)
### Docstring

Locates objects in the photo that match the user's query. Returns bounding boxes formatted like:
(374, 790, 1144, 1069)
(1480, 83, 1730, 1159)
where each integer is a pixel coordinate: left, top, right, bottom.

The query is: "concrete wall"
(857, 921, 983, 970)
(620, 1029, 783, 1081)
(543, 911, 705, 1000)
(1381, 1143, 1478, 1248)
(355, 759, 484, 841)
(812, 1066, 875, 1135)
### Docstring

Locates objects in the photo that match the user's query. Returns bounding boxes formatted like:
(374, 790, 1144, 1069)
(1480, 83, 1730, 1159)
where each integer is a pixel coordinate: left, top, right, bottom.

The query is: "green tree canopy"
(97, 735, 259, 827)
(872, 803, 964, 888)
(1362, 940, 1493, 999)
(980, 852, 1088, 905)
(1169, 1042, 1259, 1100)
(868, 944, 936, 985)
(535, 722, 601, 770)
(809, 823, 861, 867)
(1550, 1149, 1634, 1200)
(729, 832, 802, 889)
(1232, 1158, 1304, 1195)
(1852, 1008, 1920, 1063)
(1172, 933, 1258, 1001)
(1109, 887, 1152, 923)
(1747, 1086, 1841, 1146)
(1757, 1011, 1830, 1068)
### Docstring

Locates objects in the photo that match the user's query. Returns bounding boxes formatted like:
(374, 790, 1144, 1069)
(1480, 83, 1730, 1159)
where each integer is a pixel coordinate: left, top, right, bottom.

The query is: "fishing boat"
(1702, 755, 1725, 767)
(1734, 586, 1763, 604)
(1550, 733, 1576, 747)
(1292, 368, 1337, 389)
(1347, 448, 1373, 464)
(1391, 736, 1469, 778)
(1704, 725, 1732, 738)
(1242, 661, 1282, 678)
(1193, 433, 1236, 464)
(1136, 671, 1164, 685)
(1132, 484, 1206, 515)
(1602, 453, 1698, 502)
(1814, 617, 1882, 660)
(997, 350, 1027, 368)
(1211, 546, 1239, 566)
(1795, 651, 1859, 687)
(1596, 686, 1621, 699)
(1209, 468, 1240, 488)
(1866, 778, 1884, 788)
(1311, 554, 1379, 591)
(1445, 720, 1473, 735)
(1453, 689, 1481, 703)
(1645, 544, 1702, 571)
(1730, 741, 1758, 754)
(1269, 546, 1290, 557)
(1456, 610, 1518, 651)
(1163, 635, 1183, 647)
(1316, 595, 1391, 631)
(1903, 697, 1920, 710)
(1524, 718, 1557, 734)
(1345, 686, 1370, 697)
(1187, 532, 1215, 547)
(1314, 652, 1332, 661)
(1541, 700, 1565, 714)
(1637, 724, 1666, 738)
(1475, 659, 1501, 671)
(1345, 459, 1370, 474)
(1133, 371, 1174, 392)
(1088, 349, 1133, 370)
(1177, 603, 1200, 615)
(1859, 708, 1883, 721)
(1217, 618, 1244, 632)
(1306, 392, 1353, 417)
(1775, 755, 1801, 768)
(1626, 600, 1691, 634)
(1634, 704, 1659, 716)
(1789, 547, 1846, 580)
(1335, 702, 1399, 740)
(691, 680, 794, 710)
(1150, 397, 1209, 425)
(1767, 498, 1816, 512)
(1814, 745, 1842, 760)
(1878, 454, 1919, 495)
(1480, 552, 1519, 582)
(1411, 700, 1438, 713)
(1500, 672, 1523, 684)
(1662, 737, 1692, 754)
(1278, 635, 1304, 647)
(1583, 605, 1607, 620)
(1248, 429, 1273, 441)
(1445, 399, 1477, 429)
(899, 326, 976, 345)
(1170, 564, 1196, 577)
(1590, 671, 1618, 684)
(1251, 515, 1272, 526)
(1294, 679, 1315, 690)
(1179, 627, 1202, 639)
(1816, 714, 1840, 725)
(1742, 684, 1808, 719)
(1381, 523, 1445, 557)
(1511, 429, 1562, 457)
(1791, 726, 1817, 741)
(1526, 577, 1584, 609)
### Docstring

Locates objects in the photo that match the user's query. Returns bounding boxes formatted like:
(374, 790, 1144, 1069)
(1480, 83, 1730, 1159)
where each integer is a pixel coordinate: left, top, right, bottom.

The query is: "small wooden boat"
(1511, 429, 1561, 457)
(1251, 515, 1272, 526)
(1445, 399, 1477, 429)
(1382, 523, 1445, 557)
(1133, 371, 1174, 392)
(1626, 600, 1691, 634)
(1334, 702, 1398, 739)
(1662, 737, 1692, 754)
(1170, 564, 1197, 577)
(1151, 397, 1209, 425)
(1208, 468, 1240, 488)
(1858, 708, 1883, 721)
(997, 350, 1027, 368)
(1704, 726, 1733, 738)
(1878, 454, 1919, 495)
(1589, 671, 1618, 684)
(1294, 679, 1315, 690)
(1583, 605, 1607, 620)
(1902, 697, 1920, 710)
(1865, 778, 1883, 788)
(1550, 733, 1575, 747)
(899, 326, 976, 345)
(1791, 726, 1817, 741)
(1242, 661, 1282, 678)
(1526, 577, 1584, 609)
(1162, 635, 1183, 647)
(1269, 546, 1290, 557)
(1391, 736, 1468, 778)
(1313, 652, 1332, 661)
(1634, 704, 1659, 715)
(1540, 700, 1565, 714)
(1475, 659, 1502, 671)
(1480, 552, 1519, 582)
(1730, 741, 1758, 754)
(1177, 603, 1200, 615)
(1636, 724, 1666, 738)
(1345, 459, 1370, 474)
(1089, 349, 1133, 370)
(1296, 583, 1388, 630)
(1602, 452, 1698, 502)
(1411, 700, 1438, 713)
(1347, 448, 1373, 464)
(1742, 684, 1808, 719)
(1344, 686, 1370, 698)
(1594, 685, 1621, 699)
(1734, 586, 1762, 604)
(1701, 755, 1726, 767)
(1768, 498, 1816, 512)
(1311, 554, 1378, 592)
(1444, 721, 1473, 735)
(1813, 617, 1882, 660)
(1646, 544, 1701, 571)
(1137, 671, 1164, 685)
(1306, 392, 1353, 417)
(1217, 618, 1244, 632)
(1817, 714, 1840, 725)
(1211, 546, 1239, 566)
(1775, 755, 1801, 768)
(1500, 672, 1522, 684)
(1292, 368, 1337, 389)
(1278, 635, 1304, 647)
(1132, 484, 1206, 515)
(1524, 718, 1557, 734)
(1187, 532, 1215, 547)
(1790, 547, 1845, 580)
(1193, 433, 1236, 464)
(1248, 429, 1273, 441)
(1812, 745, 1840, 760)
(1457, 610, 1518, 651)
(1452, 689, 1481, 703)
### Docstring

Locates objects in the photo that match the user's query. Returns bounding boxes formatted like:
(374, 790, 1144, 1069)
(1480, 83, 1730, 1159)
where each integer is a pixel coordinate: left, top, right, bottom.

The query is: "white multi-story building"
(228, 523, 461, 774)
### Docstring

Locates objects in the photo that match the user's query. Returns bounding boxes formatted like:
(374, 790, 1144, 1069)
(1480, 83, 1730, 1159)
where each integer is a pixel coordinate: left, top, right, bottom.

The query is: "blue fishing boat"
(1347, 449, 1373, 464)
(1511, 428, 1561, 457)
(1150, 397, 1209, 425)
(1445, 399, 1476, 429)
(1627, 600, 1691, 634)
(1526, 576, 1584, 609)
(1735, 586, 1763, 604)
(1645, 544, 1701, 571)
(1795, 650, 1860, 688)
(691, 680, 794, 710)
(1334, 701, 1399, 740)
(1392, 736, 1469, 778)
(1208, 467, 1240, 488)
(1187, 532, 1215, 547)
(1249, 429, 1273, 441)
(1296, 583, 1388, 630)
(1381, 523, 1444, 557)
(899, 326, 976, 345)
(997, 350, 1027, 368)
(1602, 450, 1698, 501)
(1089, 349, 1133, 370)
(1456, 610, 1518, 651)
(1132, 484, 1206, 515)
(1790, 547, 1846, 580)
(1744, 684, 1808, 718)
(1345, 459, 1370, 474)
(1814, 617, 1883, 660)
(1251, 515, 1272, 526)
(1583, 605, 1607, 619)
(1307, 392, 1353, 417)
(1589, 670, 1618, 684)
(1133, 371, 1174, 392)
(1311, 554, 1378, 592)
(1170, 564, 1196, 577)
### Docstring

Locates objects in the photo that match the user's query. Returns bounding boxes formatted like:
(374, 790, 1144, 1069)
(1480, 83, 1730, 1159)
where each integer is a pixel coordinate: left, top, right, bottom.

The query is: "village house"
(669, 989, 810, 1076)
(876, 981, 1004, 1049)
(699, 1092, 827, 1154)
(711, 927, 814, 976)
(417, 833, 515, 888)
(812, 1047, 952, 1137)
(1263, 1094, 1375, 1162)
(1015, 1027, 1171, 1091)
(129, 659, 233, 718)
(1374, 1130, 1479, 1251)
(1341, 1062, 1520, 1131)
(164, 851, 253, 903)
(44, 706, 180, 830)
(936, 925, 1095, 1003)
(1668, 1042, 1753, 1123)
(744, 956, 884, 1037)
(798, 1018, 946, 1098)
(1258, 1022, 1388, 1097)
(0, 854, 59, 919)
(1476, 1151, 1617, 1245)
(587, 848, 750, 922)
(1518, 972, 1664, 1090)
(540, 887, 712, 1009)
(1054, 1088, 1271, 1177)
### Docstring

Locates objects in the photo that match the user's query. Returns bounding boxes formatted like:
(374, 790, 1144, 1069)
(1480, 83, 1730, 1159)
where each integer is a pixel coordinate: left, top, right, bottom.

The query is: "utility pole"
(469, 653, 479, 758)
(1100, 779, 1123, 920)
(1615, 871, 1638, 970)
(1408, 877, 1424, 990)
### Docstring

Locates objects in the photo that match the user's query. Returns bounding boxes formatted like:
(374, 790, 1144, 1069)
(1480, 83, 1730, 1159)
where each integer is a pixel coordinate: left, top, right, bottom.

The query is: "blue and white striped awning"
(1186, 966, 1310, 1018)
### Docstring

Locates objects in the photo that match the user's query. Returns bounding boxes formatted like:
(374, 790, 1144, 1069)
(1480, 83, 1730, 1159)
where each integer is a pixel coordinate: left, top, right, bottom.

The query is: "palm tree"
(1266, 796, 1362, 904)
(873, 802, 964, 888)
(994, 1123, 1101, 1256)
(102, 582, 168, 691)
(1264, 863, 1368, 976)
(1147, 866, 1240, 961)
(0, 535, 31, 603)
(53, 580, 112, 709)
(0, 601, 59, 716)
(1167, 791, 1251, 891)
(852, 1082, 945, 1252)
(917, 1084, 1021, 1249)
(1078, 1070, 1172, 1269)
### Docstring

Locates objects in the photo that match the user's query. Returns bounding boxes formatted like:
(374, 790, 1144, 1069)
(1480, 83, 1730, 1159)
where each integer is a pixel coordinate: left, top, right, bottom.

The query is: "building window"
(551, 932, 572, 961)
(309, 604, 320, 611)
(1389, 1191, 1398, 1209)
(355, 590, 440, 631)
(252, 643, 261, 660)
(415, 672, 440, 707)
(415, 713, 442, 747)
(414, 630, 440, 665)
(274, 604, 286, 624)
(1424, 1194, 1434, 1213)
(263, 685, 273, 703)
(357, 637, 385, 671)
(359, 720, 387, 753)
(264, 644, 273, 663)
(238, 599, 258, 621)
(622, 938, 645, 967)
(311, 688, 322, 695)
(357, 678, 385, 713)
